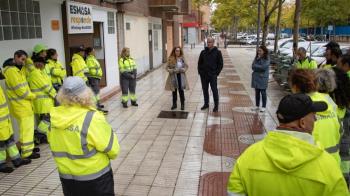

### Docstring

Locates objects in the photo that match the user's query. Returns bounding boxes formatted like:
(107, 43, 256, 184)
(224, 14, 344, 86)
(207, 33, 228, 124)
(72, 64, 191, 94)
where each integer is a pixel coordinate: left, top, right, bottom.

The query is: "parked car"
(267, 38, 306, 52)
(267, 33, 275, 40)
(280, 41, 311, 57)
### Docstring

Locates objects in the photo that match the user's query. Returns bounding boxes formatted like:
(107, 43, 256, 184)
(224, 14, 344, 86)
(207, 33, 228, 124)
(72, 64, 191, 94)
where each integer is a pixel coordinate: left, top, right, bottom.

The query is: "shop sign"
(66, 1, 93, 34)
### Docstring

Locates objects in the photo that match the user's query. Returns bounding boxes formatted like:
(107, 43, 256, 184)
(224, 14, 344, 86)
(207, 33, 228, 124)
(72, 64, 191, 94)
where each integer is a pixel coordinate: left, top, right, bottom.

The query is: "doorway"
(93, 22, 107, 88)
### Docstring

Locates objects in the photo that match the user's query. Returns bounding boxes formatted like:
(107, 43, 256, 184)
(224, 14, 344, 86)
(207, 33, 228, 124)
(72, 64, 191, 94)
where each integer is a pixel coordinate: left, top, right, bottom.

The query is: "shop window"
(107, 12, 115, 34)
(0, 0, 42, 41)
(126, 22, 130, 30)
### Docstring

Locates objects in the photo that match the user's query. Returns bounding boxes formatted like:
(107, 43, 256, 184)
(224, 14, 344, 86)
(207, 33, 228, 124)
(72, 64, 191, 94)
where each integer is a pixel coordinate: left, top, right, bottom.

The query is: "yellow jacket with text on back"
(48, 105, 120, 181)
(309, 92, 341, 165)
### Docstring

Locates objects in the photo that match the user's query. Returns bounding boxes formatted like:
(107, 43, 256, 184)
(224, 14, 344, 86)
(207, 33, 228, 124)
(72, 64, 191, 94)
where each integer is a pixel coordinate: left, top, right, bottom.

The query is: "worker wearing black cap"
(227, 93, 348, 196)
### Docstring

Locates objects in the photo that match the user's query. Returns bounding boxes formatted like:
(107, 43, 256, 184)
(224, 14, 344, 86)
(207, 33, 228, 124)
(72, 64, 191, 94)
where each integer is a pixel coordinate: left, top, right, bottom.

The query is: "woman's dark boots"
(181, 101, 185, 111)
(171, 103, 177, 110)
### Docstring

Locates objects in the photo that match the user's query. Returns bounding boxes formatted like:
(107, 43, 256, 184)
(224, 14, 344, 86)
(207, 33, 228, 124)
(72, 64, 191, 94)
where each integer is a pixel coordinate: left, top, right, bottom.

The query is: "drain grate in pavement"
(157, 111, 188, 119)
(198, 172, 231, 196)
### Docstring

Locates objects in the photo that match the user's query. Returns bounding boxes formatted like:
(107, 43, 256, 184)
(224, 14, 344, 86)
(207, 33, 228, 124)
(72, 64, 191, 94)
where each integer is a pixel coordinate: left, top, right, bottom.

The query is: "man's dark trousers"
(200, 74, 218, 107)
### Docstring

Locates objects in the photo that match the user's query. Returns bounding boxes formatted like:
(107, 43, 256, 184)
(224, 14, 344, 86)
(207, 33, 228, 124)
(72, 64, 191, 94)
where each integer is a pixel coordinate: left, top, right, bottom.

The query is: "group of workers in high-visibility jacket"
(0, 43, 140, 195)
(227, 41, 350, 195)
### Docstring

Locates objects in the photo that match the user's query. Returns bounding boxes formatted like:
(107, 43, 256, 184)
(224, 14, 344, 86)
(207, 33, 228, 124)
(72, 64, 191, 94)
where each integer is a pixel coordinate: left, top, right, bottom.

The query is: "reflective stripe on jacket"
(28, 68, 56, 114)
(227, 131, 349, 196)
(119, 57, 136, 73)
(48, 106, 120, 181)
(309, 92, 341, 164)
(45, 59, 66, 85)
(71, 53, 88, 81)
(3, 66, 36, 118)
(86, 55, 102, 79)
(0, 86, 13, 141)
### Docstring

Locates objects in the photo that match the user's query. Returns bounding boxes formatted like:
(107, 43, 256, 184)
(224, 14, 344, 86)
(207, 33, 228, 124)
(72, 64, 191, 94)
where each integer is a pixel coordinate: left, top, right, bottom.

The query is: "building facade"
(0, 0, 192, 100)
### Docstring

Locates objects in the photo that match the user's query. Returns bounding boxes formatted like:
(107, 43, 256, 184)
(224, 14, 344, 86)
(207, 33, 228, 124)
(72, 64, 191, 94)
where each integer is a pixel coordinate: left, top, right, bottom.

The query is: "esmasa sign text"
(66, 1, 93, 34)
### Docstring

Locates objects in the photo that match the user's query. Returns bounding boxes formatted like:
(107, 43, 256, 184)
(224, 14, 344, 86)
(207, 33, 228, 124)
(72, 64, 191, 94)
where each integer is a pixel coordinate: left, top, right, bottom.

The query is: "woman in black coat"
(251, 45, 270, 113)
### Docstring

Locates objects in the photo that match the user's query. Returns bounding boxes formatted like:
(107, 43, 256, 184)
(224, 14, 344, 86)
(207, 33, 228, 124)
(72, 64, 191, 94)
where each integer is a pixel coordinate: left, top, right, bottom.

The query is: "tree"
(261, 0, 286, 46)
(274, 0, 283, 53)
(293, 0, 302, 57)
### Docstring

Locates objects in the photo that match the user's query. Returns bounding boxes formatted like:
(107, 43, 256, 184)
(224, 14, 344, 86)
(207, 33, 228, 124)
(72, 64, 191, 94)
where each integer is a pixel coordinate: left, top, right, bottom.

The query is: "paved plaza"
(0, 46, 287, 196)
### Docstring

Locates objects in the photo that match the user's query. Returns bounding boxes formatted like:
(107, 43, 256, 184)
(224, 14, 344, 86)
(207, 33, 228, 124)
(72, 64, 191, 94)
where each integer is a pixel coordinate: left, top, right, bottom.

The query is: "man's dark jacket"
(197, 47, 223, 77)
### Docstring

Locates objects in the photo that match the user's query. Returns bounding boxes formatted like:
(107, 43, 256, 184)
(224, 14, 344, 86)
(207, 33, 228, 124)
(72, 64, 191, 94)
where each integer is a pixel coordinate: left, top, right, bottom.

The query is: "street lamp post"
(256, 0, 261, 51)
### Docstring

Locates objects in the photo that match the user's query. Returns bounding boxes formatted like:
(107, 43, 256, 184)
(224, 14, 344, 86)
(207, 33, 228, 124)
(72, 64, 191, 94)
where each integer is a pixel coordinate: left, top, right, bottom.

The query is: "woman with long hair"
(119, 47, 138, 108)
(165, 46, 189, 110)
(251, 45, 270, 113)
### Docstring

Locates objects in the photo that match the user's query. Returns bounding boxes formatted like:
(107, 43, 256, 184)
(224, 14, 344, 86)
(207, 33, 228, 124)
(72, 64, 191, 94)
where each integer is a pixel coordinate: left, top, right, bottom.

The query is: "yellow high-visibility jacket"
(28, 68, 56, 114)
(0, 86, 13, 141)
(86, 55, 102, 79)
(309, 92, 341, 164)
(21, 57, 35, 78)
(227, 131, 349, 196)
(45, 59, 66, 85)
(295, 58, 317, 69)
(48, 105, 120, 181)
(119, 57, 137, 73)
(71, 53, 88, 82)
(3, 65, 36, 118)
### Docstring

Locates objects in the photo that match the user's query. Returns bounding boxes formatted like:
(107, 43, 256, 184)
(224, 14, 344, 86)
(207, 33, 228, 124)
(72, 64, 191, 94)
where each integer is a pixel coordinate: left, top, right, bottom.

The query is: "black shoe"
(122, 102, 128, 108)
(213, 106, 219, 112)
(13, 158, 31, 168)
(98, 104, 105, 108)
(201, 105, 209, 110)
(27, 152, 40, 159)
(0, 166, 14, 173)
(98, 108, 109, 115)
(171, 104, 177, 110)
(33, 147, 40, 153)
(181, 104, 185, 111)
(131, 101, 138, 106)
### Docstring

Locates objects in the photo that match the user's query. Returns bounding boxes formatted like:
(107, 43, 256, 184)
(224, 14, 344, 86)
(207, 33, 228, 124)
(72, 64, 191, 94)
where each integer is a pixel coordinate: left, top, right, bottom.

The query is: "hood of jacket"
(3, 58, 22, 70)
(262, 131, 322, 173)
(50, 105, 95, 130)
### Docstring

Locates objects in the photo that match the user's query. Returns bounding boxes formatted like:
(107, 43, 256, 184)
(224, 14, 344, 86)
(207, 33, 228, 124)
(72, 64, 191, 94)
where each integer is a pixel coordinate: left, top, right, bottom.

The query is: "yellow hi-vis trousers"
(16, 115, 34, 158)
(0, 135, 20, 164)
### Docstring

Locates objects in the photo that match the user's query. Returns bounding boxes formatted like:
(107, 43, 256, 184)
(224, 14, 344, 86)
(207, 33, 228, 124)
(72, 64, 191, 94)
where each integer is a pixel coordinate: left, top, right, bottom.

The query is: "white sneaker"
(260, 107, 266, 113)
(251, 106, 259, 112)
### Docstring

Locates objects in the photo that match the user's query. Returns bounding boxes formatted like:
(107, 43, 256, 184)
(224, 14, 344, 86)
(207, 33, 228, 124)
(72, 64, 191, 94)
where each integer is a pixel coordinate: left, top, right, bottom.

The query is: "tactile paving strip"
(198, 172, 231, 196)
(219, 83, 245, 92)
(204, 112, 264, 158)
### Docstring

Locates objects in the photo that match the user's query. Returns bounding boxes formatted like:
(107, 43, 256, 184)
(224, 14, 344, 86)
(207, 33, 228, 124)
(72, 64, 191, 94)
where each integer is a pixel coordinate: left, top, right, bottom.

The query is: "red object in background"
(182, 22, 199, 28)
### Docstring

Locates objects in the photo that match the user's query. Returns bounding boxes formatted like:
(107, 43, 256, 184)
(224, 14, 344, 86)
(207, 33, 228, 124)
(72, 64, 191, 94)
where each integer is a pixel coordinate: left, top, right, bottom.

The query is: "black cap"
(276, 93, 328, 123)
